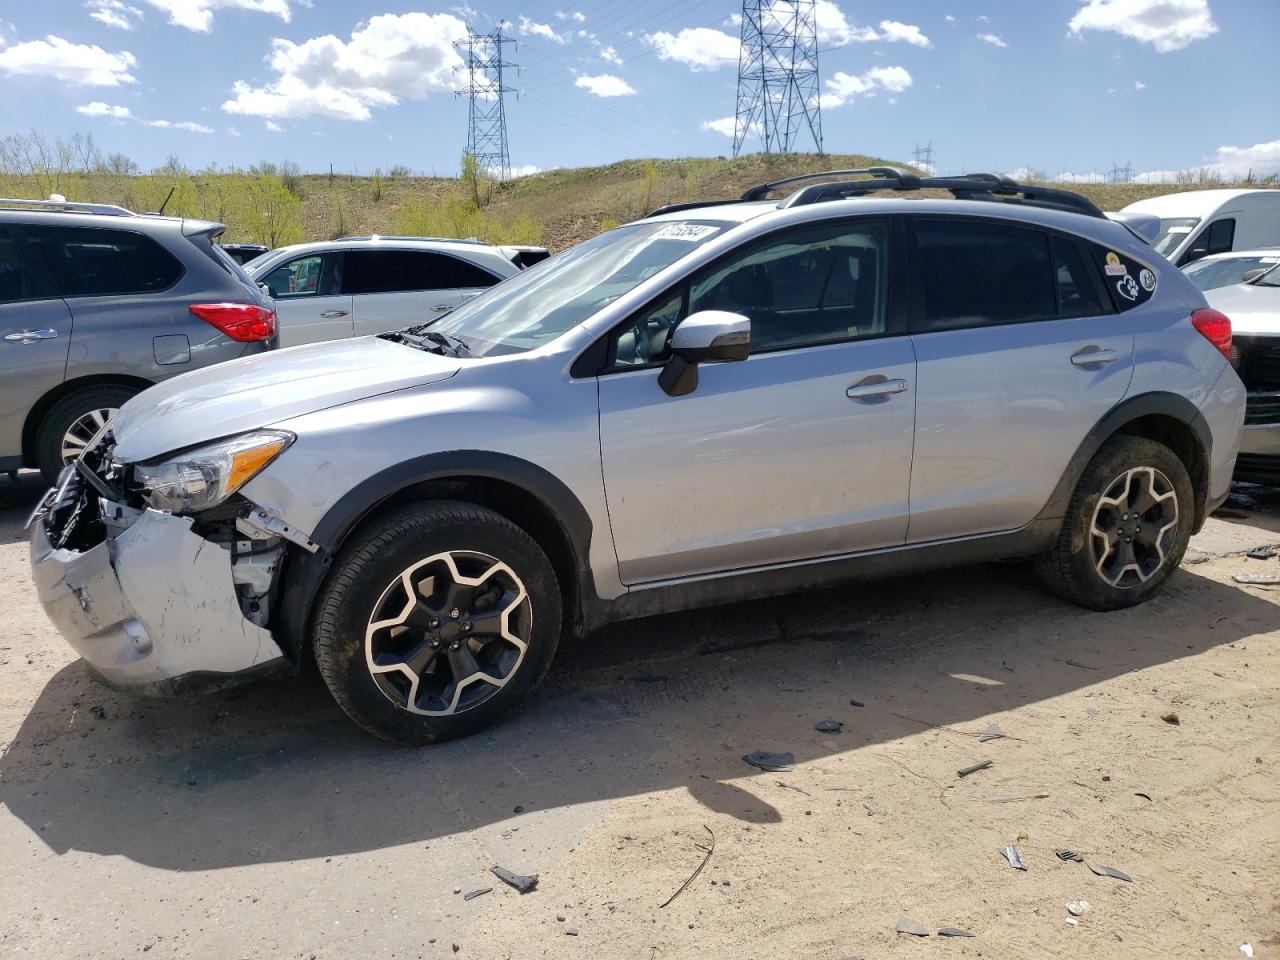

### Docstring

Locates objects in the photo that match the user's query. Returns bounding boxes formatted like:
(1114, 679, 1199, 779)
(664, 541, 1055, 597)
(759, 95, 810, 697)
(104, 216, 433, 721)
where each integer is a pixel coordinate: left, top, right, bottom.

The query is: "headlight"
(133, 430, 293, 514)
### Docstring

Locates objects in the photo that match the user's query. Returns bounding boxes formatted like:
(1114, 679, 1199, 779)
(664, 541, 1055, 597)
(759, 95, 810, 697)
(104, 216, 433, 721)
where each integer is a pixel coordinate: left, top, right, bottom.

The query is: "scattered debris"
(1087, 864, 1133, 883)
(1231, 572, 1280, 585)
(1067, 900, 1090, 917)
(938, 927, 975, 937)
(1064, 658, 1098, 671)
(774, 780, 811, 797)
(490, 865, 538, 894)
(89, 705, 106, 720)
(1161, 712, 1181, 726)
(957, 759, 993, 778)
(1135, 792, 1153, 802)
(849, 699, 865, 708)
(999, 845, 1027, 871)
(1087, 707, 1100, 717)
(985, 793, 1050, 803)
(1246, 546, 1276, 560)
(1055, 850, 1085, 863)
(659, 825, 715, 909)
(1240, 944, 1254, 958)
(895, 917, 930, 937)
(743, 751, 795, 773)
(815, 720, 843, 733)
(463, 888, 492, 902)
(513, 805, 524, 814)
(1065, 917, 1079, 926)
(566, 929, 579, 937)
(977, 723, 1005, 743)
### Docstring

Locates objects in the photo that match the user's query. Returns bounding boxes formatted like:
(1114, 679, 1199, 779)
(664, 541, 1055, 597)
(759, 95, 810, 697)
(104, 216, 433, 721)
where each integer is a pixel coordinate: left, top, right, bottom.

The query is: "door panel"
(274, 294, 354, 347)
(351, 288, 481, 337)
(599, 337, 917, 583)
(0, 297, 73, 458)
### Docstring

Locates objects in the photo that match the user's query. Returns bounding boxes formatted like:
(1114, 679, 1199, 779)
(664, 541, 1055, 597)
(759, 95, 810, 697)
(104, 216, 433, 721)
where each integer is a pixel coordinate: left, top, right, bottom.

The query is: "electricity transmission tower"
(1106, 161, 1133, 183)
(454, 25, 518, 180)
(733, 0, 823, 157)
(912, 142, 935, 172)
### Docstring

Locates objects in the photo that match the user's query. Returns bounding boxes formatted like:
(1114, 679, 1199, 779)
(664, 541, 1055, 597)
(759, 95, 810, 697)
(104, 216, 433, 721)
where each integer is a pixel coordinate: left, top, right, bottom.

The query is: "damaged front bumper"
(28, 476, 288, 695)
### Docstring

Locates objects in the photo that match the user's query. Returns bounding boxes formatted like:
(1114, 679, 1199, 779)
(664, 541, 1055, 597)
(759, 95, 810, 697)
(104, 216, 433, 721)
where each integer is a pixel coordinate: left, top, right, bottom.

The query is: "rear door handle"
(4, 328, 58, 343)
(846, 378, 909, 400)
(1071, 347, 1118, 367)
(319, 310, 349, 319)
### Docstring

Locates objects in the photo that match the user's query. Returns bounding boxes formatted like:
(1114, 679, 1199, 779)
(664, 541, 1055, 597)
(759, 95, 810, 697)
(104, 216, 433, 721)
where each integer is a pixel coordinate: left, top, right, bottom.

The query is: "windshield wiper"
(379, 329, 472, 358)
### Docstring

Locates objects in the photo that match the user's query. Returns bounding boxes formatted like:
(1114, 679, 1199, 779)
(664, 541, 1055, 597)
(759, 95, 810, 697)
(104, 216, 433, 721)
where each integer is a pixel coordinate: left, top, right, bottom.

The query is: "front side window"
(1152, 217, 1199, 257)
(23, 225, 182, 297)
(263, 253, 342, 298)
(1203, 218, 1236, 255)
(912, 219, 1055, 331)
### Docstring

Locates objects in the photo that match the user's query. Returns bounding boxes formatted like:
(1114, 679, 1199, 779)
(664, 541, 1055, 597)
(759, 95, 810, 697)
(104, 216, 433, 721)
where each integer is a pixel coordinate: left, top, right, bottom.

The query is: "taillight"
(1191, 307, 1231, 361)
(189, 302, 276, 343)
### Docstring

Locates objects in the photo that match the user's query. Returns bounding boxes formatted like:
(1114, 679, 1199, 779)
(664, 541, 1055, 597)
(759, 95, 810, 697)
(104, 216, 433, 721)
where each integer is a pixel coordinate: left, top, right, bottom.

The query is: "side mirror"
(1183, 245, 1210, 265)
(658, 310, 751, 397)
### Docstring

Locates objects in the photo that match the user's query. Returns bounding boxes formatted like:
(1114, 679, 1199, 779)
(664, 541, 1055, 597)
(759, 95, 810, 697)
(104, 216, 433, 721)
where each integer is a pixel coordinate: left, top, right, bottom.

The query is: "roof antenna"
(156, 185, 176, 216)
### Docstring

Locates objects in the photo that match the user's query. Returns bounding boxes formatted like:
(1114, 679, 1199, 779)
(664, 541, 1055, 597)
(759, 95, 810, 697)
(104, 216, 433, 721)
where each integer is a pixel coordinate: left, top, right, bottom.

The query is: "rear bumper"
(1239, 420, 1280, 458)
(29, 502, 285, 693)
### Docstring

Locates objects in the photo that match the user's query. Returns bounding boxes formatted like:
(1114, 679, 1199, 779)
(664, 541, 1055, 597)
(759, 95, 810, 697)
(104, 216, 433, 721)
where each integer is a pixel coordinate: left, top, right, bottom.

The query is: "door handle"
(846, 377, 909, 400)
(4, 328, 58, 343)
(430, 303, 454, 313)
(319, 310, 349, 319)
(1070, 347, 1118, 367)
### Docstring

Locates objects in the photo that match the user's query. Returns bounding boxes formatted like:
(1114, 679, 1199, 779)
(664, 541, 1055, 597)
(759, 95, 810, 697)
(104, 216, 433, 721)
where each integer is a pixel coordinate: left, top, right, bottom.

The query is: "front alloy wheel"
(366, 550, 532, 716)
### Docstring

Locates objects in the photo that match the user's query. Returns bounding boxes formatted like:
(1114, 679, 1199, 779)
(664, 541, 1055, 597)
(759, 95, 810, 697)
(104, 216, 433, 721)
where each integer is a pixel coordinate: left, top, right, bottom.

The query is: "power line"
(1106, 161, 1133, 183)
(912, 142, 935, 172)
(733, 0, 823, 157)
(455, 24, 518, 180)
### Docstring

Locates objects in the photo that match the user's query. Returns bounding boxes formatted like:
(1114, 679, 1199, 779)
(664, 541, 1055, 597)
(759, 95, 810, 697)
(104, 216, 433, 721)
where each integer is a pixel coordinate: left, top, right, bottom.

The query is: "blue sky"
(0, 0, 1275, 182)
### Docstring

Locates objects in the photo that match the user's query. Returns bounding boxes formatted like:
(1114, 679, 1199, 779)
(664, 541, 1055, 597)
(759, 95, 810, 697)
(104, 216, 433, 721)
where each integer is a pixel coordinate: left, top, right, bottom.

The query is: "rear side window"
(0, 228, 53, 303)
(912, 219, 1055, 331)
(1051, 235, 1105, 317)
(1089, 242, 1159, 311)
(344, 250, 496, 294)
(23, 225, 183, 297)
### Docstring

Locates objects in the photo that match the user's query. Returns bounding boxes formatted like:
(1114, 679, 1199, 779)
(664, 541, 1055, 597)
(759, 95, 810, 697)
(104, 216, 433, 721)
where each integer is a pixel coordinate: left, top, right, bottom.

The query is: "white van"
(1121, 188, 1280, 266)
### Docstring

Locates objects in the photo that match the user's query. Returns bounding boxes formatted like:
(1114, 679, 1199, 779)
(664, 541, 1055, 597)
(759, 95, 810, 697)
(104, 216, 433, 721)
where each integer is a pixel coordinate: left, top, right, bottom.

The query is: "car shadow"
(1213, 482, 1280, 537)
(2, 554, 1274, 872)
(0, 472, 46, 545)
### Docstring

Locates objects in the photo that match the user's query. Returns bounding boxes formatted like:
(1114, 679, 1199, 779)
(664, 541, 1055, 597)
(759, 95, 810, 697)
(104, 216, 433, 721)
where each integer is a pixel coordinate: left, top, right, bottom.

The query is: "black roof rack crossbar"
(644, 199, 750, 219)
(739, 167, 914, 202)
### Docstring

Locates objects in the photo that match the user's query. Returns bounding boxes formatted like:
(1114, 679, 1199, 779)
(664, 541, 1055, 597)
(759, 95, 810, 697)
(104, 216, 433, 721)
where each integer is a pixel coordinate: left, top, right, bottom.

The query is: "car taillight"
(1191, 307, 1231, 361)
(189, 302, 276, 343)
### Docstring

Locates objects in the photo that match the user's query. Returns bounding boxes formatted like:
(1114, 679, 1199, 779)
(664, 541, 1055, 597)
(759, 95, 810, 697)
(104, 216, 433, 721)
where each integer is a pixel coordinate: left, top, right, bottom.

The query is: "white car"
(245, 237, 546, 347)
(1183, 248, 1280, 292)
(1121, 189, 1280, 266)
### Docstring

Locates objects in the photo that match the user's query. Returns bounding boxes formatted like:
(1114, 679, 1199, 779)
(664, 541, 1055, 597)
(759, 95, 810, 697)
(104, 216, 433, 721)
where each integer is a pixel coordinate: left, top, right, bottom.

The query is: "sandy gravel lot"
(0, 472, 1276, 960)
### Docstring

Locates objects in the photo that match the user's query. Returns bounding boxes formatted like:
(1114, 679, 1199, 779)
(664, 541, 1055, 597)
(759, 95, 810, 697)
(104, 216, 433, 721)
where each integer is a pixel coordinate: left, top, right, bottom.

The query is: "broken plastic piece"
(985, 793, 1049, 803)
(1055, 849, 1085, 862)
(1231, 572, 1280, 585)
(977, 723, 1005, 742)
(491, 865, 538, 893)
(957, 759, 993, 778)
(815, 720, 843, 733)
(1240, 944, 1254, 958)
(463, 888, 492, 901)
(1087, 863, 1132, 882)
(1066, 900, 1090, 917)
(938, 927, 975, 937)
(1161, 712, 1180, 725)
(1065, 917, 1079, 926)
(895, 917, 929, 937)
(743, 751, 795, 773)
(1246, 546, 1276, 560)
(999, 845, 1027, 871)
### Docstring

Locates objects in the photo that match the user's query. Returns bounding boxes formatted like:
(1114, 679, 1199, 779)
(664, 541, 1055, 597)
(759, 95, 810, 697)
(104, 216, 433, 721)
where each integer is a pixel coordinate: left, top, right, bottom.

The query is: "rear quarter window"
(23, 225, 183, 297)
(1089, 242, 1159, 311)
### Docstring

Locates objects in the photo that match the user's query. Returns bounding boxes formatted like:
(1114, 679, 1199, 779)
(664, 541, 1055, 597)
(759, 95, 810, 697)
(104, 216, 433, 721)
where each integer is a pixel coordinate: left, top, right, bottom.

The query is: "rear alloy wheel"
(1035, 436, 1194, 610)
(313, 501, 562, 744)
(35, 385, 139, 484)
(61, 407, 119, 464)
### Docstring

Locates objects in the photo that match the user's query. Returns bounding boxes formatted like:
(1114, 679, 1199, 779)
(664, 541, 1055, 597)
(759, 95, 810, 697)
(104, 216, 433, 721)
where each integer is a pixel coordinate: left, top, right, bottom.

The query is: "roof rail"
(739, 167, 912, 202)
(0, 196, 136, 217)
(335, 234, 489, 245)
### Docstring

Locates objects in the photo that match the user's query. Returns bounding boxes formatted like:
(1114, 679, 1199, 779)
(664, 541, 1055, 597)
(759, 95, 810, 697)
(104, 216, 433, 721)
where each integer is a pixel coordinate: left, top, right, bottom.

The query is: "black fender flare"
(1034, 390, 1212, 528)
(271, 450, 595, 665)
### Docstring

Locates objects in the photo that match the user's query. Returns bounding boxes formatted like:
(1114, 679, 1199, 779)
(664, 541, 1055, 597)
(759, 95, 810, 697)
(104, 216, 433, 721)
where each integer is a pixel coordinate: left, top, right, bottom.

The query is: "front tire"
(312, 501, 562, 745)
(1035, 436, 1194, 611)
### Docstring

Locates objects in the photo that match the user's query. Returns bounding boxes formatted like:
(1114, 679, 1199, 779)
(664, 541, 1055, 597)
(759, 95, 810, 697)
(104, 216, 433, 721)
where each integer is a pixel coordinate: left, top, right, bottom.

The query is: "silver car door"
(261, 252, 352, 347)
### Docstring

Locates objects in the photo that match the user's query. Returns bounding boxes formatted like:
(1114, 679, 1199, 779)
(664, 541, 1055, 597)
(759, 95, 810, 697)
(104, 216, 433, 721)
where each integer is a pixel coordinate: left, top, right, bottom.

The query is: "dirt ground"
(0, 472, 1277, 960)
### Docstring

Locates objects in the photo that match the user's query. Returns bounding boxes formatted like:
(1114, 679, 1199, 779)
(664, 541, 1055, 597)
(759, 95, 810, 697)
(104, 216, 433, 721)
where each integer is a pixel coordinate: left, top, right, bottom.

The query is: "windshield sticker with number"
(654, 224, 721, 242)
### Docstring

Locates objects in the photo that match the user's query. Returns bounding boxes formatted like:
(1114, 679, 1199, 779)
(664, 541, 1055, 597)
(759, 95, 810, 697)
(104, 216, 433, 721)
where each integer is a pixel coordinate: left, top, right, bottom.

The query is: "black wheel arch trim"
(271, 450, 595, 665)
(1034, 390, 1212, 531)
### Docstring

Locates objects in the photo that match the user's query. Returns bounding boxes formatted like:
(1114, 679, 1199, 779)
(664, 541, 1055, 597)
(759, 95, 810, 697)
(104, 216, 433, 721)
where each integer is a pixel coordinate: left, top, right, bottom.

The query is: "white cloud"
(644, 26, 739, 71)
(76, 100, 133, 118)
(1134, 79, 1145, 90)
(554, 10, 585, 22)
(815, 1, 878, 44)
(517, 15, 567, 44)
(264, 119, 282, 132)
(226, 124, 241, 137)
(945, 14, 956, 23)
(1015, 141, 1280, 185)
(575, 73, 635, 97)
(599, 45, 622, 65)
(878, 20, 931, 47)
(820, 64, 912, 109)
(0, 35, 137, 85)
(139, 0, 302, 33)
(222, 12, 466, 122)
(144, 118, 214, 133)
(977, 32, 1008, 46)
(1068, 0, 1217, 52)
(701, 116, 738, 138)
(497, 163, 540, 178)
(86, 0, 144, 30)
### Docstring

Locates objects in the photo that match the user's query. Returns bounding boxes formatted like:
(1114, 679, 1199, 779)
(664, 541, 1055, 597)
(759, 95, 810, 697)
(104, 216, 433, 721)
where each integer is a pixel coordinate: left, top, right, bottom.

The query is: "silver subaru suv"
(29, 169, 1246, 745)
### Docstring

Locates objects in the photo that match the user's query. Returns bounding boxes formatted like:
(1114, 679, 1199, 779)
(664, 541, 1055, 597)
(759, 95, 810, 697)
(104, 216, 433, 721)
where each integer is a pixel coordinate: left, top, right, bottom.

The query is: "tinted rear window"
(344, 250, 497, 294)
(1089, 242, 1159, 311)
(0, 228, 53, 303)
(24, 225, 183, 297)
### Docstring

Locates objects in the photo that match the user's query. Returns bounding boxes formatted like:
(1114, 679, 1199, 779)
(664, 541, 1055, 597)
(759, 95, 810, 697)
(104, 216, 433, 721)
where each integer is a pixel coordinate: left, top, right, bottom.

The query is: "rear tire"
(312, 501, 562, 745)
(35, 385, 138, 484)
(1034, 436, 1194, 611)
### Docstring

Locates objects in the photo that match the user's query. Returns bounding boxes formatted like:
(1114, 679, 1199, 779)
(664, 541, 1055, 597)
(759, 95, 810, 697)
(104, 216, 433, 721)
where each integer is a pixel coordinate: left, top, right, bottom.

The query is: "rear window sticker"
(1139, 268, 1157, 292)
(1117, 275, 1140, 301)
(654, 224, 720, 242)
(1104, 251, 1128, 276)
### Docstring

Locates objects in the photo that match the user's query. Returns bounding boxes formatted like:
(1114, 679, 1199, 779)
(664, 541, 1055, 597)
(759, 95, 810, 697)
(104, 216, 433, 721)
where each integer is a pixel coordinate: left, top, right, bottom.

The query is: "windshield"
(1184, 255, 1280, 291)
(1152, 217, 1200, 257)
(412, 220, 728, 357)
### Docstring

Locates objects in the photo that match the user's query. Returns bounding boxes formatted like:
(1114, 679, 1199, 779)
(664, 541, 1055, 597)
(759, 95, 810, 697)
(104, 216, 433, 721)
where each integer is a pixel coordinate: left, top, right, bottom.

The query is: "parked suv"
(244, 237, 545, 347)
(29, 170, 1245, 745)
(1, 198, 275, 482)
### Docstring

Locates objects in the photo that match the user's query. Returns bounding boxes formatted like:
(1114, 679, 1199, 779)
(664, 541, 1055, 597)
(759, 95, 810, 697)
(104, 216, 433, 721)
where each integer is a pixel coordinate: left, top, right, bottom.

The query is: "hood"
(111, 337, 460, 462)
(1206, 282, 1280, 337)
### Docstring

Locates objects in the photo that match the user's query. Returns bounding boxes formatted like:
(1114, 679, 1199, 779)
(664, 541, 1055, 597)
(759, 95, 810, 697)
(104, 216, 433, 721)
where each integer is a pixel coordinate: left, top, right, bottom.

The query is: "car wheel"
(35, 385, 138, 484)
(1034, 436, 1194, 610)
(312, 501, 562, 745)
